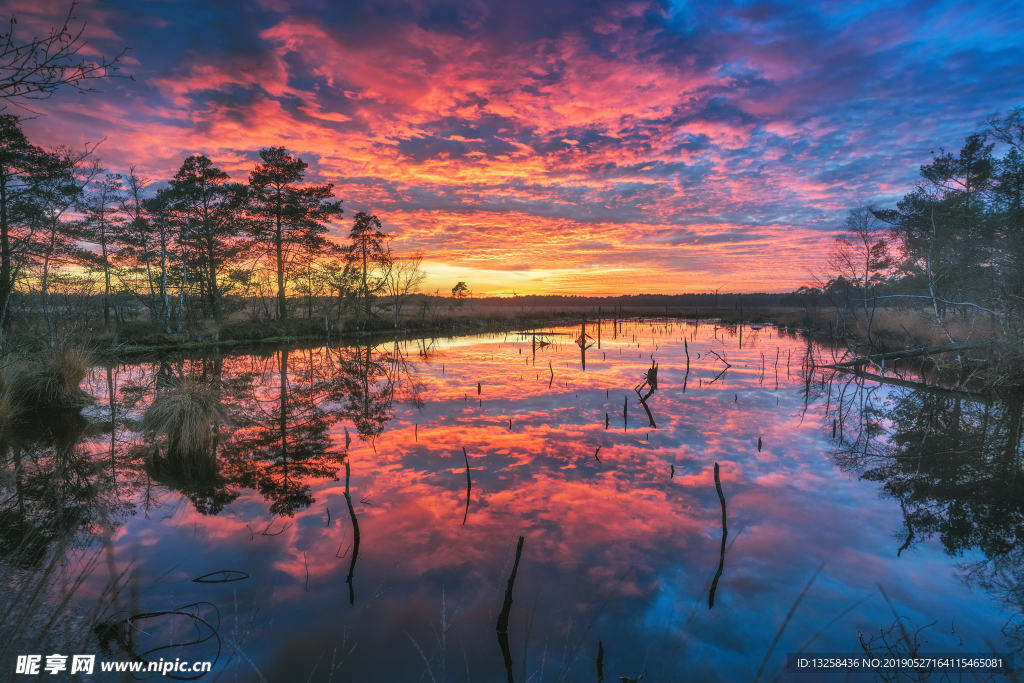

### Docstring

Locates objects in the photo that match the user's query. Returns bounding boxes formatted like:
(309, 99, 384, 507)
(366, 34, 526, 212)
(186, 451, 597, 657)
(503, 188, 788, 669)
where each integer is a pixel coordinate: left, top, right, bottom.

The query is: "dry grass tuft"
(0, 347, 92, 423)
(142, 382, 225, 478)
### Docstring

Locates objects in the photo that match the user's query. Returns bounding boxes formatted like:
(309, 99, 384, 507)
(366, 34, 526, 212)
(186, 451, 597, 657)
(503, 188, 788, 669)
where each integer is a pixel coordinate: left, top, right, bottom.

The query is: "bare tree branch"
(0, 1, 131, 105)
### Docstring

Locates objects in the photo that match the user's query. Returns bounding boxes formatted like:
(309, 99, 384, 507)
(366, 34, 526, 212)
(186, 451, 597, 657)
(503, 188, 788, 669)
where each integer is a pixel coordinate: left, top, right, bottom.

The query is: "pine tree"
(169, 154, 245, 329)
(248, 147, 342, 321)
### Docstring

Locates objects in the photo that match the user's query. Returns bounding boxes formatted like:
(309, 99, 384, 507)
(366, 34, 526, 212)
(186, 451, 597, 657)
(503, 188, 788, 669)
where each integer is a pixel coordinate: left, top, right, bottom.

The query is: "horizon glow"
(12, 0, 1024, 295)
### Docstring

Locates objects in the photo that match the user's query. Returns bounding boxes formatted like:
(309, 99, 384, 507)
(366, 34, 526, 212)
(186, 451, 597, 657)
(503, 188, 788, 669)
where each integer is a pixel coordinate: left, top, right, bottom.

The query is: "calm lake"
(3, 320, 1021, 681)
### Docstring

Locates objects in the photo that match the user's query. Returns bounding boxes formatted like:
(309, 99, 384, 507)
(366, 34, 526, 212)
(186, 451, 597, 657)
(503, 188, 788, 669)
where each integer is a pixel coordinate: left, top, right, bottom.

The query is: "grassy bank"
(5, 294, 809, 358)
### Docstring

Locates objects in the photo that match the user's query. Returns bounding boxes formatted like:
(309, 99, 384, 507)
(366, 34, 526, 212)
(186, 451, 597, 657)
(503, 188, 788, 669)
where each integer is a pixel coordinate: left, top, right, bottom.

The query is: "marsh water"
(2, 320, 1022, 681)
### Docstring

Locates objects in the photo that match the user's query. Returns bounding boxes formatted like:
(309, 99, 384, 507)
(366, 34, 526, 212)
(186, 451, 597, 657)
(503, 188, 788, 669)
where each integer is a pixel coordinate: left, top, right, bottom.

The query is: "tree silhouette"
(822, 208, 890, 344)
(384, 253, 425, 329)
(139, 188, 177, 333)
(168, 154, 246, 330)
(342, 211, 390, 331)
(79, 172, 124, 330)
(32, 145, 95, 343)
(0, 115, 74, 345)
(248, 147, 342, 321)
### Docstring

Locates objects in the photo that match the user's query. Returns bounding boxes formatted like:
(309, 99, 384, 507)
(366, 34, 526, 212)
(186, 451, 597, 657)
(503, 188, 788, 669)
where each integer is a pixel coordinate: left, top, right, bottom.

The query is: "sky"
(12, 0, 1024, 295)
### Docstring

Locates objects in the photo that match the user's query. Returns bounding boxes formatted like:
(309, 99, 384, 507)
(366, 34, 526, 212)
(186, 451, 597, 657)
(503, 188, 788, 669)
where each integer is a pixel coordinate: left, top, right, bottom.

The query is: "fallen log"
(820, 367, 990, 401)
(828, 342, 981, 368)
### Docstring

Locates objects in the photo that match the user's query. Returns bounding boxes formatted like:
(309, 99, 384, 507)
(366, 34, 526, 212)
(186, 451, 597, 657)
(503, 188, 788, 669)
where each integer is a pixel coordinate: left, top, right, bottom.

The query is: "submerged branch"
(496, 535, 525, 683)
(343, 459, 360, 605)
(821, 367, 990, 401)
(708, 462, 727, 608)
(462, 446, 472, 526)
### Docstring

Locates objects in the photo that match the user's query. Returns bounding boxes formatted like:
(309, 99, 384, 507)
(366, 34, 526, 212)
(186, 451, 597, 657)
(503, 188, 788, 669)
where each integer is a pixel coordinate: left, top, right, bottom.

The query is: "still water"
(2, 320, 1021, 681)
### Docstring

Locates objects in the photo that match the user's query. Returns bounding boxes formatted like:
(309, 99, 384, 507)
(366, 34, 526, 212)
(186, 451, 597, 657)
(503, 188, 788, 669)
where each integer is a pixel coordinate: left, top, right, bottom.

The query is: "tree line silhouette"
(0, 115, 426, 350)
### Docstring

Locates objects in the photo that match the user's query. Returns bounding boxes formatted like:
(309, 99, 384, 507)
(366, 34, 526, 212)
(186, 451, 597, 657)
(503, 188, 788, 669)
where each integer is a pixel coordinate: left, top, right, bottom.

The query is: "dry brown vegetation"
(142, 381, 225, 478)
(0, 347, 92, 423)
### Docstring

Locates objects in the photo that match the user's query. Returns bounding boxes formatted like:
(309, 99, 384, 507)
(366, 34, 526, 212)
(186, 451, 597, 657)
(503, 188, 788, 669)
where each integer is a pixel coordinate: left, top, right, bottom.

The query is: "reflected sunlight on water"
(3, 319, 1021, 681)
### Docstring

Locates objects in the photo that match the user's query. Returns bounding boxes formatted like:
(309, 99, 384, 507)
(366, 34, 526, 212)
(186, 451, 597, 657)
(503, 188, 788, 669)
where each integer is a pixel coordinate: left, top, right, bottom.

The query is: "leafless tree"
(986, 106, 1024, 153)
(826, 208, 891, 345)
(384, 252, 425, 329)
(0, 1, 129, 106)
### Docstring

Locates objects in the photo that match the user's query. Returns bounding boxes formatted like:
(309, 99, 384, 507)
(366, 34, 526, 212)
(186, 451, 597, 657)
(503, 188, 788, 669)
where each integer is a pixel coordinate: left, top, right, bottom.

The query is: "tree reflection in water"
(0, 341, 418, 666)
(60, 342, 416, 520)
(328, 343, 394, 446)
(0, 406, 134, 665)
(141, 355, 237, 515)
(825, 374, 1024, 648)
(0, 414, 114, 566)
(220, 347, 342, 516)
(216, 341, 411, 516)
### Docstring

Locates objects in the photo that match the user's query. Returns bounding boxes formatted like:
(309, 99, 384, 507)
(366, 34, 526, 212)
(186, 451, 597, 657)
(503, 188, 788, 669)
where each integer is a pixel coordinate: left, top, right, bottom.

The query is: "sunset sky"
(15, 0, 1024, 295)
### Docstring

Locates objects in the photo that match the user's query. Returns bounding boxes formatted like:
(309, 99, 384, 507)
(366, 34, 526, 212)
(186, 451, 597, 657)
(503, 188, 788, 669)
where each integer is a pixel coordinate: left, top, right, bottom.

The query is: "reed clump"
(142, 381, 225, 479)
(0, 347, 92, 424)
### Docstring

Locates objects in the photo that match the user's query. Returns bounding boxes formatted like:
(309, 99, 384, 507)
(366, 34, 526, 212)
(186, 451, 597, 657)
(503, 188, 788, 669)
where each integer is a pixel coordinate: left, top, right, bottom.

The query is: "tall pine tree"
(248, 147, 342, 321)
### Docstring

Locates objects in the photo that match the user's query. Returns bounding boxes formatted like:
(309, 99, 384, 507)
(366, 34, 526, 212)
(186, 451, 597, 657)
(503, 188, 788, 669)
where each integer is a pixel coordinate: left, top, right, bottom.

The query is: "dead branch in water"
(709, 462, 728, 608)
(343, 459, 360, 605)
(822, 366, 989, 401)
(707, 366, 729, 385)
(638, 396, 657, 428)
(462, 447, 472, 526)
(634, 358, 658, 402)
(708, 349, 731, 368)
(496, 536, 525, 683)
(192, 570, 249, 584)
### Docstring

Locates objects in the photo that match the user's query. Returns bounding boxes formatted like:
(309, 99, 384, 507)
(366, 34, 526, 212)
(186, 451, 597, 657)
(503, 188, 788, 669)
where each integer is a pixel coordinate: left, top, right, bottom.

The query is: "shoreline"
(96, 309, 801, 359)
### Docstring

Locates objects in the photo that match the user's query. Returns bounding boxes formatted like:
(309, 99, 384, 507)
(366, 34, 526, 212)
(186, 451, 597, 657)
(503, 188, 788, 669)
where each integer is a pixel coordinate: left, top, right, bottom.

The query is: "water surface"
(3, 320, 1021, 681)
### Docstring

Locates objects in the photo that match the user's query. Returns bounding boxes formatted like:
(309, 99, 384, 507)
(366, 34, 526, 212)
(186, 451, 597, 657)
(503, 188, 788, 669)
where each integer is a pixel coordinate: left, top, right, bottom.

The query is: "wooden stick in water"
(709, 462, 727, 608)
(462, 447, 472, 526)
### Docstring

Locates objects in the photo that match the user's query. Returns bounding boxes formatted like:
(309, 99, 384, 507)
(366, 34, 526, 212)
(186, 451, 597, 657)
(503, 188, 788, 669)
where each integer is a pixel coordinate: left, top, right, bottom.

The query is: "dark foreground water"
(2, 320, 1021, 681)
